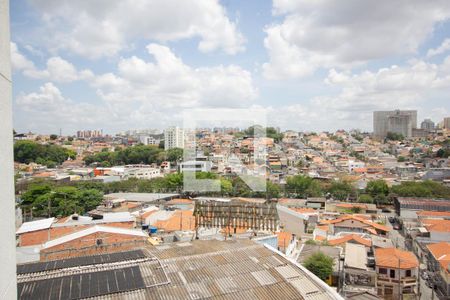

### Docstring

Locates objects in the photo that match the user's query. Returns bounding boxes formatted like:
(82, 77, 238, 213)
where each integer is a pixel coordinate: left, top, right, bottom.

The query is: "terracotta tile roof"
(375, 248, 419, 269)
(141, 210, 157, 219)
(277, 231, 292, 249)
(314, 235, 326, 241)
(316, 225, 329, 231)
(336, 203, 368, 209)
(417, 211, 450, 218)
(421, 219, 450, 233)
(328, 234, 372, 247)
(319, 215, 390, 233)
(427, 242, 450, 273)
(154, 210, 195, 232)
(427, 242, 450, 259)
(291, 207, 316, 213)
(165, 198, 193, 205)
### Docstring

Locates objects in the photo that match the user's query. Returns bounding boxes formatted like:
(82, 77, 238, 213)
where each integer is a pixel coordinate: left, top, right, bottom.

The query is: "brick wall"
(18, 221, 134, 246)
(40, 232, 148, 261)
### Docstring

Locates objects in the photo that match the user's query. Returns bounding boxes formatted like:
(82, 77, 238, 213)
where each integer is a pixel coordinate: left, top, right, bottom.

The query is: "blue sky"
(10, 0, 450, 134)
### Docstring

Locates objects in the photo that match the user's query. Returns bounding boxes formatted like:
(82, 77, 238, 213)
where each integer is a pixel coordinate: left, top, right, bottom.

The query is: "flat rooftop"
(104, 193, 180, 202)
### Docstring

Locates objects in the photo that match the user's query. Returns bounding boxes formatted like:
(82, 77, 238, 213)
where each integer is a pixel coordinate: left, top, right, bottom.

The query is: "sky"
(9, 0, 450, 135)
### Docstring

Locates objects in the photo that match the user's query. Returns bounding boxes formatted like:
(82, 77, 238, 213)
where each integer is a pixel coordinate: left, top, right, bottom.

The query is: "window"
(406, 269, 411, 277)
(379, 268, 387, 274)
(390, 269, 396, 278)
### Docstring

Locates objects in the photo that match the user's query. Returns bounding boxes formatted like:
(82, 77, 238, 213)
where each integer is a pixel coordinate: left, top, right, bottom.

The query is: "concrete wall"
(0, 0, 17, 298)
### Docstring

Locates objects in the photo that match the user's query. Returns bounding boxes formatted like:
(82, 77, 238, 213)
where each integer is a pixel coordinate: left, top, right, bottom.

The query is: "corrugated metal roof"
(16, 218, 55, 234)
(18, 239, 344, 300)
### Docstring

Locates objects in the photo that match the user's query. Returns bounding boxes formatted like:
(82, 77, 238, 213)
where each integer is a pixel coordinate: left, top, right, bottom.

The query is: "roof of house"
(421, 219, 450, 233)
(277, 231, 292, 249)
(18, 239, 344, 300)
(165, 198, 193, 205)
(374, 248, 419, 269)
(417, 210, 450, 218)
(320, 215, 390, 233)
(345, 243, 368, 270)
(427, 242, 450, 272)
(335, 203, 368, 209)
(42, 225, 147, 249)
(16, 218, 55, 234)
(102, 212, 135, 222)
(328, 234, 372, 247)
(290, 207, 317, 214)
(153, 210, 195, 232)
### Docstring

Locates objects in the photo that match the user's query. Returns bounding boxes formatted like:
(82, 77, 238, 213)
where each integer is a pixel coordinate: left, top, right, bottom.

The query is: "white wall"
(0, 0, 17, 298)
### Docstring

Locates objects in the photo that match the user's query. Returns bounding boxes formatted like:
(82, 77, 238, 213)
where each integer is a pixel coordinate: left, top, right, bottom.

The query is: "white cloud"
(11, 43, 93, 82)
(29, 0, 245, 58)
(15, 44, 257, 133)
(264, 0, 450, 79)
(427, 38, 450, 57)
(25, 56, 94, 82)
(15, 82, 104, 133)
(93, 43, 257, 110)
(11, 42, 35, 71)
(263, 57, 450, 131)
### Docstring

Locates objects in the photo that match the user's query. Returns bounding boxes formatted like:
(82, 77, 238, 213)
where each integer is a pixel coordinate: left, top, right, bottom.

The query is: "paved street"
(381, 212, 407, 250)
(419, 275, 433, 300)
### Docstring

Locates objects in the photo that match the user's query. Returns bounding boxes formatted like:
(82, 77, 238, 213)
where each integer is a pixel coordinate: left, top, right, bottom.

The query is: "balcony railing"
(377, 275, 417, 286)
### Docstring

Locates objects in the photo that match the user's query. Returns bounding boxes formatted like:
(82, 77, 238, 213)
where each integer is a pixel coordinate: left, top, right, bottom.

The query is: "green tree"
(166, 148, 184, 163)
(303, 252, 334, 282)
(386, 132, 404, 141)
(286, 175, 323, 198)
(358, 194, 373, 203)
(14, 140, 75, 166)
(50, 134, 58, 140)
(366, 180, 389, 198)
(391, 180, 450, 198)
(78, 189, 104, 212)
(327, 180, 354, 200)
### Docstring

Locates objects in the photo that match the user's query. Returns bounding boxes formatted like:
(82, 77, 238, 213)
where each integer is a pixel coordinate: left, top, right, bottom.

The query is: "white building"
(111, 165, 162, 180)
(179, 160, 212, 172)
(164, 126, 184, 150)
(139, 135, 159, 145)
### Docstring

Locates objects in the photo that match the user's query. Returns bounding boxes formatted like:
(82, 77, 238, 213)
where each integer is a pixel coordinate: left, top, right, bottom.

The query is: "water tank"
(149, 226, 158, 234)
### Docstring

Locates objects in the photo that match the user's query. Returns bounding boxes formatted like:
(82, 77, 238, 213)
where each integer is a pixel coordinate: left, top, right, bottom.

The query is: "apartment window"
(379, 268, 387, 274)
(390, 269, 396, 278)
(406, 270, 411, 277)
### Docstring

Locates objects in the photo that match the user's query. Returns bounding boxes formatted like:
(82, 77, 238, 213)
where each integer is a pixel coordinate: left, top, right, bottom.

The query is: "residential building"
(427, 242, 450, 298)
(39, 225, 148, 261)
(344, 243, 376, 291)
(139, 135, 159, 145)
(374, 248, 419, 299)
(421, 118, 435, 131)
(444, 117, 450, 129)
(373, 110, 417, 138)
(179, 160, 212, 172)
(164, 126, 184, 150)
(394, 197, 450, 219)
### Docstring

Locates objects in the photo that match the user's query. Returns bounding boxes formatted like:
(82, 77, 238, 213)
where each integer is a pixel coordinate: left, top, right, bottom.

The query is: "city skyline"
(10, 0, 450, 134)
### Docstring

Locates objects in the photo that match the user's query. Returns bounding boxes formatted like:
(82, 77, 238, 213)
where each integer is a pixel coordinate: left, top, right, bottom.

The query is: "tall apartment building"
(444, 117, 450, 129)
(420, 119, 435, 131)
(77, 130, 103, 138)
(373, 110, 417, 138)
(164, 126, 184, 150)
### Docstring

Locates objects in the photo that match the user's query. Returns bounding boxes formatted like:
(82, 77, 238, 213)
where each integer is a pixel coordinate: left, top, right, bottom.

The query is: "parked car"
(421, 271, 429, 280)
(382, 208, 391, 213)
(393, 224, 401, 230)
